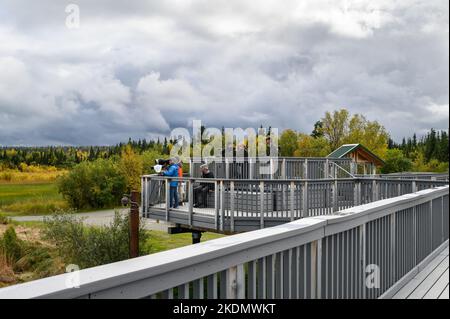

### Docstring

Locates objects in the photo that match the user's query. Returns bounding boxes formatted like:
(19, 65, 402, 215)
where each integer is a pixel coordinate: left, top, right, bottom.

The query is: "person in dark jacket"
(193, 164, 215, 208)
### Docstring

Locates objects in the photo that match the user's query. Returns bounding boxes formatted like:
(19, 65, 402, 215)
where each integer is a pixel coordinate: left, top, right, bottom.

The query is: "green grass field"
(0, 182, 68, 216)
(145, 231, 224, 254)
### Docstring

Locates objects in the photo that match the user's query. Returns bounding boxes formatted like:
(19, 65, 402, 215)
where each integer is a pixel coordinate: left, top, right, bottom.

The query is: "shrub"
(0, 248, 15, 286)
(43, 211, 149, 269)
(58, 159, 126, 209)
(381, 149, 413, 174)
(0, 227, 24, 263)
(0, 215, 9, 225)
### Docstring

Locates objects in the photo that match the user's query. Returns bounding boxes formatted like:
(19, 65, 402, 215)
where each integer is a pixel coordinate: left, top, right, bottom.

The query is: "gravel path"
(9, 209, 173, 232)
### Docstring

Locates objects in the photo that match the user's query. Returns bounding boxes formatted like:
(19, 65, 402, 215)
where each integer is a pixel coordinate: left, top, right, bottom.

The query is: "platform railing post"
(312, 239, 322, 299)
(354, 180, 361, 206)
(302, 181, 308, 217)
(129, 191, 140, 258)
(372, 180, 378, 202)
(430, 200, 433, 253)
(165, 179, 170, 221)
(303, 159, 308, 179)
(360, 223, 366, 299)
(290, 181, 295, 221)
(390, 212, 396, 285)
(188, 180, 194, 226)
(230, 181, 235, 233)
(260, 181, 265, 229)
(141, 177, 145, 215)
(220, 180, 225, 231)
(214, 181, 219, 230)
(332, 179, 338, 213)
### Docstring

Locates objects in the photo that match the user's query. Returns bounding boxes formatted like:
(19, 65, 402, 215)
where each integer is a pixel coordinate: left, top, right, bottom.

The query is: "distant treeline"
(389, 129, 449, 163)
(0, 138, 172, 169)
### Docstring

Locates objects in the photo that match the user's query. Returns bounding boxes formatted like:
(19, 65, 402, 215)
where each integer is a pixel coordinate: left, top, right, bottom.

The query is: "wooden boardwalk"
(393, 248, 449, 299)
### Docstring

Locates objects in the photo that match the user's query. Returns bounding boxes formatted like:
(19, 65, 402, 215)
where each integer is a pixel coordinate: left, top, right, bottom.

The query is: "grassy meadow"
(0, 182, 68, 216)
(0, 167, 69, 216)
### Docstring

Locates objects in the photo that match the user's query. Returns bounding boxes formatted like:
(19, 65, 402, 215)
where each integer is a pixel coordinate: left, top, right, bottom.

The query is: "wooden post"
(129, 191, 140, 258)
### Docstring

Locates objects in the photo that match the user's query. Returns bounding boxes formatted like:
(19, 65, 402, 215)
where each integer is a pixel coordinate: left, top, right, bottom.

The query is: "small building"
(327, 143, 385, 175)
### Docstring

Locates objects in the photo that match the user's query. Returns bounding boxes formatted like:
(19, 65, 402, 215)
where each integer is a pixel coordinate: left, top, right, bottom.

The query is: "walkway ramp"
(393, 247, 449, 299)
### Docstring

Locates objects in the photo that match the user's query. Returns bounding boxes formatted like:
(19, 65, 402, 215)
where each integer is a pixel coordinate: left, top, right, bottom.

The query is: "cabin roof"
(327, 143, 385, 166)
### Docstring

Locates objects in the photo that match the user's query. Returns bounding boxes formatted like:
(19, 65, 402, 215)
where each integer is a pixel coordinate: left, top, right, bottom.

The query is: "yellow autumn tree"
(321, 109, 350, 151)
(344, 114, 389, 159)
(294, 134, 330, 157)
(321, 109, 388, 159)
(119, 145, 143, 191)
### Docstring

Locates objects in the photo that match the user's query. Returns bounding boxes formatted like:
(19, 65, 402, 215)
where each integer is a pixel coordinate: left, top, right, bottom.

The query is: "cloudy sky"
(0, 0, 448, 146)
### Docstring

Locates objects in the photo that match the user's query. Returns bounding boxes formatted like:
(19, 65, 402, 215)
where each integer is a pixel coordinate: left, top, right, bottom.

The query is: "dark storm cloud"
(0, 0, 448, 146)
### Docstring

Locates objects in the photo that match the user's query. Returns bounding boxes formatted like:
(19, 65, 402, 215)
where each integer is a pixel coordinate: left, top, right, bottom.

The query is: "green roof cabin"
(327, 143, 385, 175)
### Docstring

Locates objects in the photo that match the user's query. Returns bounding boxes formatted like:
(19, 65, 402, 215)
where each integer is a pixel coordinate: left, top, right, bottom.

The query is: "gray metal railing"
(1, 186, 447, 299)
(142, 175, 448, 233)
(190, 157, 354, 179)
(369, 172, 449, 181)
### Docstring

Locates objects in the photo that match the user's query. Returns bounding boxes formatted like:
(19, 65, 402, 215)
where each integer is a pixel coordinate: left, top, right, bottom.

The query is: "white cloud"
(0, 0, 448, 145)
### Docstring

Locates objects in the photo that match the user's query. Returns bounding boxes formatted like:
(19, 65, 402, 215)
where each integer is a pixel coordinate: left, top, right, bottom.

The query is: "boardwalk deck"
(392, 248, 449, 299)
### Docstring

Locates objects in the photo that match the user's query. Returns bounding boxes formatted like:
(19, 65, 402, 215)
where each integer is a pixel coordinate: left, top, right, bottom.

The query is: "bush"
(0, 248, 15, 286)
(381, 149, 413, 174)
(57, 159, 126, 209)
(0, 226, 63, 283)
(43, 211, 149, 269)
(0, 215, 9, 225)
(0, 227, 24, 263)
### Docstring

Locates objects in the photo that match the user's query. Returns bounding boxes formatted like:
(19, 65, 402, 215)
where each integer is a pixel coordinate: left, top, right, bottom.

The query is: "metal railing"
(1, 185, 447, 299)
(190, 157, 355, 179)
(368, 172, 449, 181)
(142, 175, 448, 233)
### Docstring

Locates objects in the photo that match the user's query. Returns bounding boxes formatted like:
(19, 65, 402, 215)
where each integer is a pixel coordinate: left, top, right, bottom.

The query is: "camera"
(152, 158, 170, 174)
(155, 159, 170, 166)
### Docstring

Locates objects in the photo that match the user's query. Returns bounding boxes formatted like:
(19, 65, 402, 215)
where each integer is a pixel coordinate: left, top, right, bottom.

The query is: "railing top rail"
(1, 185, 447, 299)
(142, 174, 449, 184)
(190, 156, 352, 161)
(142, 175, 356, 183)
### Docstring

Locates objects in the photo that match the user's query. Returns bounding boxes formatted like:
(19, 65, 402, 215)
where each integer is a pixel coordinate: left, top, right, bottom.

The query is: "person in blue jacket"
(162, 157, 180, 209)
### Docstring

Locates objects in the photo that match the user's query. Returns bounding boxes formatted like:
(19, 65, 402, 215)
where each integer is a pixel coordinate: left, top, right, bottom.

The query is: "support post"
(390, 213, 396, 285)
(360, 223, 366, 299)
(165, 179, 170, 221)
(226, 266, 238, 299)
(188, 180, 194, 226)
(290, 181, 295, 221)
(214, 181, 219, 230)
(313, 239, 322, 299)
(372, 180, 378, 202)
(260, 181, 265, 229)
(302, 181, 308, 217)
(332, 179, 338, 213)
(230, 181, 235, 233)
(192, 231, 202, 244)
(354, 181, 360, 206)
(129, 191, 140, 258)
(220, 181, 225, 231)
(141, 177, 145, 215)
(303, 159, 308, 179)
